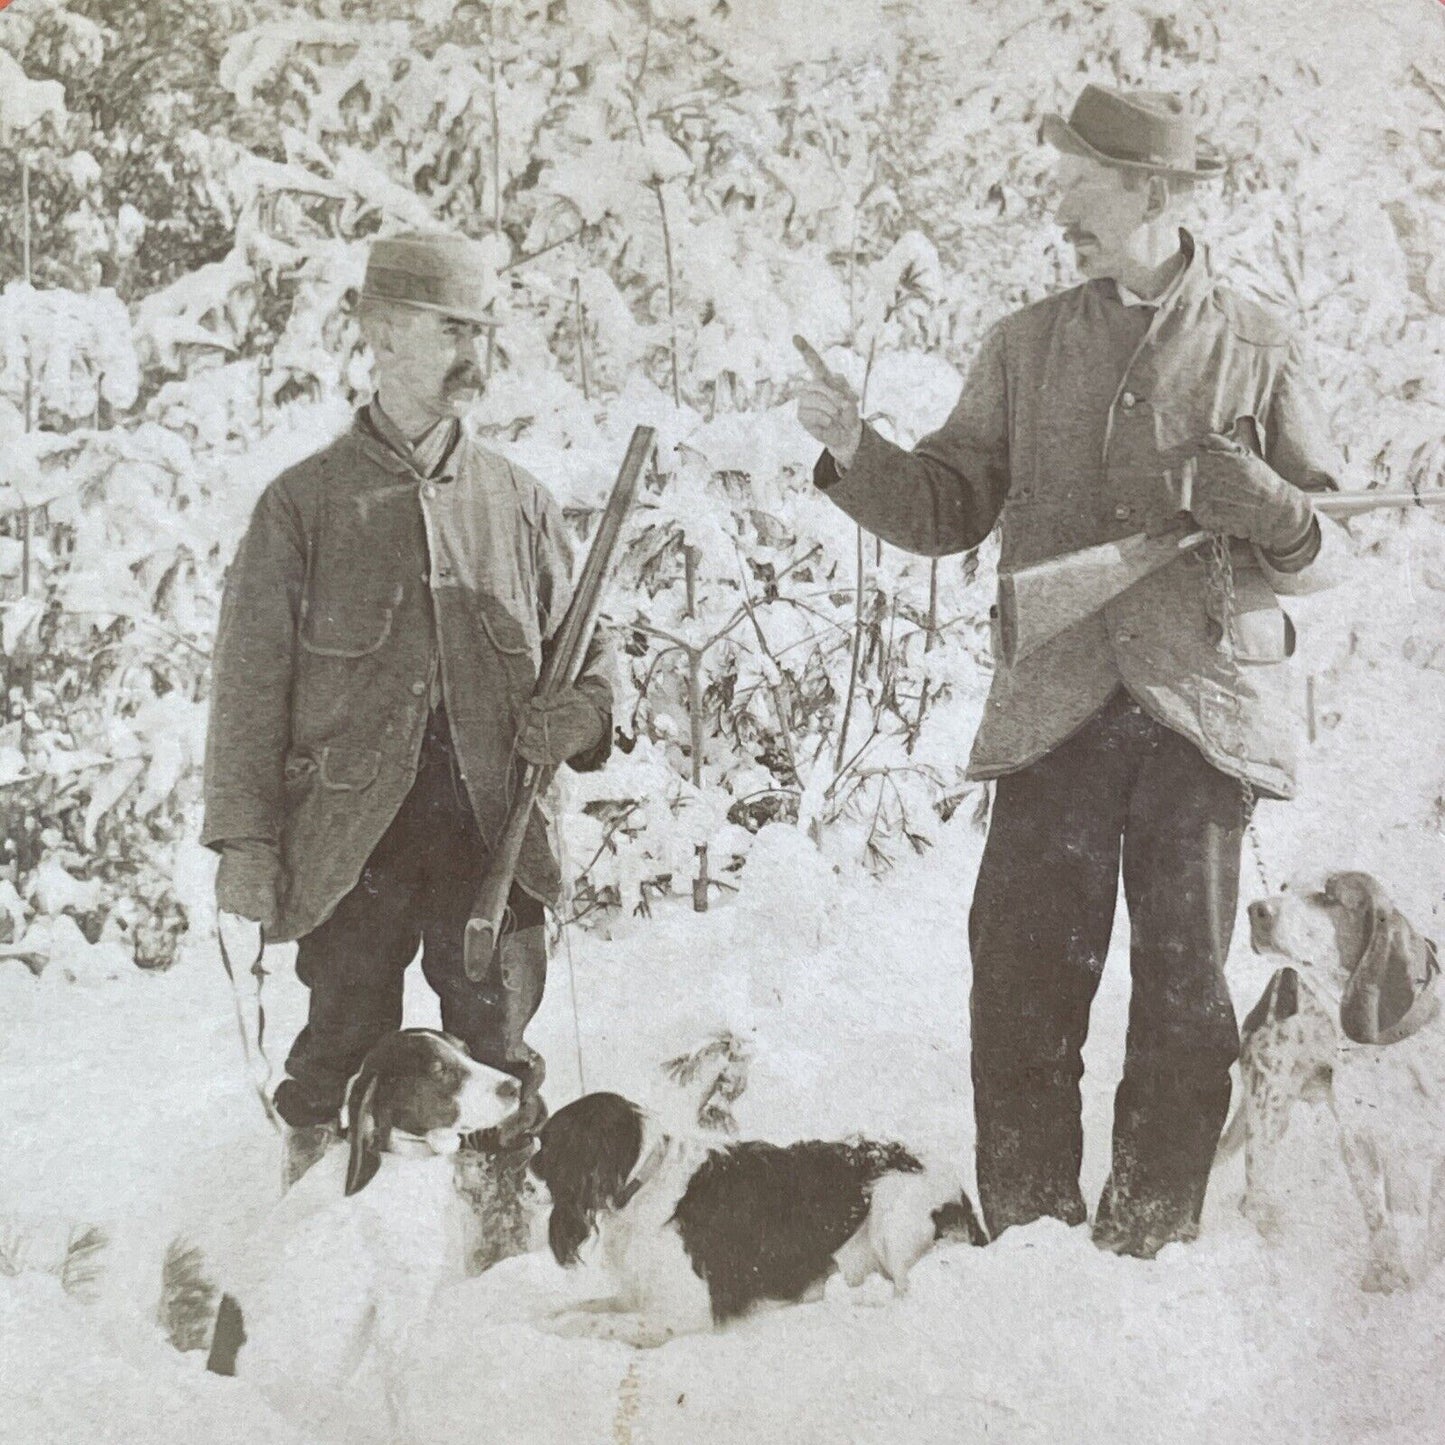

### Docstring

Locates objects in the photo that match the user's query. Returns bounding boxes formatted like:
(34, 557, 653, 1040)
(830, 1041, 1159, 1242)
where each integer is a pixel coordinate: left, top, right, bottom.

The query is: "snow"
(4, 0, 1445, 1437)
(4, 515, 1445, 1442)
(0, 51, 67, 140)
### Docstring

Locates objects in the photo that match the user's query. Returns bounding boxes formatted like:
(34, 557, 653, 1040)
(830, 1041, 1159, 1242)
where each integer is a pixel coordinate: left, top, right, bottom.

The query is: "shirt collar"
(1108, 227, 1199, 312)
(364, 399, 461, 481)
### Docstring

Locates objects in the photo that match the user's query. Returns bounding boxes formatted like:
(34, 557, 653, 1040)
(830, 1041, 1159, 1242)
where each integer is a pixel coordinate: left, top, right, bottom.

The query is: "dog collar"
(385, 1130, 456, 1159)
(616, 1135, 669, 1209)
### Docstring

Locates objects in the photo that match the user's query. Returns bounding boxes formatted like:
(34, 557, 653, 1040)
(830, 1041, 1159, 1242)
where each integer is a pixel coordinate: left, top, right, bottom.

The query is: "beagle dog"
(1231, 873, 1445, 1291)
(206, 1030, 522, 1436)
(529, 1091, 986, 1348)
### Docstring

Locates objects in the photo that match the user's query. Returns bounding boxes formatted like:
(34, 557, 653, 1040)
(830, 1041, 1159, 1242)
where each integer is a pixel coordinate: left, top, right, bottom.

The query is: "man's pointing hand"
(793, 335, 863, 471)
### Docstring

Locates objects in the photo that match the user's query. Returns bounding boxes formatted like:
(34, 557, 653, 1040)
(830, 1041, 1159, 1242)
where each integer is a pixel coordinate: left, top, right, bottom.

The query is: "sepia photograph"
(2, 0, 1444, 1440)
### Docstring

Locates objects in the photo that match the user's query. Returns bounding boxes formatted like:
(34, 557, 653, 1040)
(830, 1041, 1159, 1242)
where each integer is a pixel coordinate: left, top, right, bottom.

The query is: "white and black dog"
(529, 1091, 986, 1347)
(205, 1030, 522, 1437)
(1226, 873, 1445, 1291)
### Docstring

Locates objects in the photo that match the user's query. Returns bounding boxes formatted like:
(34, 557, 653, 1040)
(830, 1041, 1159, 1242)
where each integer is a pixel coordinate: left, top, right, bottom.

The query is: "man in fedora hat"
(796, 85, 1349, 1256)
(203, 231, 613, 1186)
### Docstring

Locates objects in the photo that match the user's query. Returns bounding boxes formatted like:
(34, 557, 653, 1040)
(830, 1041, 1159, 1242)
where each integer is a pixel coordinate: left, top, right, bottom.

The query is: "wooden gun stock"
(462, 425, 657, 983)
(996, 490, 1445, 669)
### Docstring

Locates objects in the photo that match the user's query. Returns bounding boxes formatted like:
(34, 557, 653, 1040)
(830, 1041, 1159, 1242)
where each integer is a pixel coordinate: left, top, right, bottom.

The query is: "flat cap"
(361, 231, 501, 327)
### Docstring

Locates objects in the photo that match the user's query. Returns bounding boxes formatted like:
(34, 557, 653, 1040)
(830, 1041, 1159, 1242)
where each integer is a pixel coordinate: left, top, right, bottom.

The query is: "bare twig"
(500, 219, 592, 273)
(833, 524, 867, 772)
(908, 558, 940, 753)
(572, 276, 591, 401)
(733, 551, 802, 786)
(654, 180, 681, 408)
(21, 158, 32, 286)
(684, 544, 709, 911)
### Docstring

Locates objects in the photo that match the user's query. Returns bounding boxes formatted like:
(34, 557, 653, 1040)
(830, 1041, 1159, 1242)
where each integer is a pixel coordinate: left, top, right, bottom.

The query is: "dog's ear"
(530, 1128, 597, 1267)
(1241, 965, 1301, 1042)
(546, 1193, 596, 1268)
(345, 1068, 389, 1197)
(530, 1097, 643, 1266)
(1330, 873, 1442, 1045)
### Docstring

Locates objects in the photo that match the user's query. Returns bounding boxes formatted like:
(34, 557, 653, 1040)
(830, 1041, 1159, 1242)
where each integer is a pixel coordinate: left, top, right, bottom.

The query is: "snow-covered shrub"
(0, 0, 1441, 954)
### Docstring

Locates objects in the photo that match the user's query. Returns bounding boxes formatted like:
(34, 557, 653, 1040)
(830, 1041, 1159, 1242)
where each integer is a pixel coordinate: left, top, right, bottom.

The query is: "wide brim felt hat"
(361, 232, 502, 327)
(1043, 84, 1226, 180)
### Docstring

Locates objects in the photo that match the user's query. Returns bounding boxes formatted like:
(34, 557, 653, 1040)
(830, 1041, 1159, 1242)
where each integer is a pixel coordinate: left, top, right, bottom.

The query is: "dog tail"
(932, 1191, 988, 1247)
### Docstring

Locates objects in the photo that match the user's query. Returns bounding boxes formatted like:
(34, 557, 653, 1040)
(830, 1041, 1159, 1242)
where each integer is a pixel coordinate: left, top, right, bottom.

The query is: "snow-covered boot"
(282, 1121, 338, 1192)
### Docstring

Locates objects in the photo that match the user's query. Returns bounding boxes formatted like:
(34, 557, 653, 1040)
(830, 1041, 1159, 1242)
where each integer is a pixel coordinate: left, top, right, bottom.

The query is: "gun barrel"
(1314, 490, 1445, 517)
(463, 425, 657, 985)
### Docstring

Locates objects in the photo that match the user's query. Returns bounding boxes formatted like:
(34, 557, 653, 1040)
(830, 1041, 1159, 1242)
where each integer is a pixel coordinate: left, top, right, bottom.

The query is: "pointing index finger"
(793, 334, 838, 386)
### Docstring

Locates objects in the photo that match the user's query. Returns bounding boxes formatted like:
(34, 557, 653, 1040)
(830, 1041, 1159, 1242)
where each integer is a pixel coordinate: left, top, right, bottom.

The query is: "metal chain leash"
(1204, 529, 1272, 895)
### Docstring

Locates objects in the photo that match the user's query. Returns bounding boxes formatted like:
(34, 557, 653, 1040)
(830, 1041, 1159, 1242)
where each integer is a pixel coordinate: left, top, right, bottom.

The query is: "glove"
(515, 687, 605, 767)
(215, 840, 281, 930)
(1190, 433, 1316, 553)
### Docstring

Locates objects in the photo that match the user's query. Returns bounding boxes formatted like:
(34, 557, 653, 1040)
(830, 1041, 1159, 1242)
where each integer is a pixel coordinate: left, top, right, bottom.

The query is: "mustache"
(1063, 227, 1096, 245)
(443, 363, 484, 391)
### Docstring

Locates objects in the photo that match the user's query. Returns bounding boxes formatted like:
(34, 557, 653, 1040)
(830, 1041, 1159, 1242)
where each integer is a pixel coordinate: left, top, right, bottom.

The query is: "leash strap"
(218, 921, 284, 1134)
(555, 819, 589, 1096)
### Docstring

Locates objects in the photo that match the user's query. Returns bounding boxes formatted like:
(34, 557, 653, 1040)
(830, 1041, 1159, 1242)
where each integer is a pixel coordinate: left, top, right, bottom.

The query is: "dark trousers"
(969, 690, 1244, 1255)
(275, 708, 546, 1128)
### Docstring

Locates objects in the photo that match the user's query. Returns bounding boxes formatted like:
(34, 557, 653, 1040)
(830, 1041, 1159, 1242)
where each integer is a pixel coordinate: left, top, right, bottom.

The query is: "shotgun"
(462, 425, 657, 984)
(996, 490, 1445, 668)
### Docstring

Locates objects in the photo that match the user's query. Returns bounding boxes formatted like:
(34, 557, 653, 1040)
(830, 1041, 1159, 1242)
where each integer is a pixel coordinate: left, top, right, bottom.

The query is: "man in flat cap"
(204, 232, 612, 1186)
(796, 85, 1349, 1256)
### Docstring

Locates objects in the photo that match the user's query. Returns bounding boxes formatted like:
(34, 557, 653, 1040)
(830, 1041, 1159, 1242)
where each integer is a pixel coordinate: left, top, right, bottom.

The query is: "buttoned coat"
(202, 409, 612, 942)
(816, 232, 1349, 799)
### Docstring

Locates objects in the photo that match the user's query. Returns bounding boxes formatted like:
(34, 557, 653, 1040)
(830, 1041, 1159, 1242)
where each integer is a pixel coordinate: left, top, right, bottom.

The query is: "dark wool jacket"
(202, 408, 612, 942)
(816, 231, 1349, 799)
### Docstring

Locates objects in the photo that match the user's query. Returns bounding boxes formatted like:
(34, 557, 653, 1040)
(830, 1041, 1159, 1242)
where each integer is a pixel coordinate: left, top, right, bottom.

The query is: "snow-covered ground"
(3, 513, 1445, 1445)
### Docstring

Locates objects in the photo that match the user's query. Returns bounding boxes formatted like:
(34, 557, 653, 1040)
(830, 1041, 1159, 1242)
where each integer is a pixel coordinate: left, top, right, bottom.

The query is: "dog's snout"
(1247, 896, 1281, 953)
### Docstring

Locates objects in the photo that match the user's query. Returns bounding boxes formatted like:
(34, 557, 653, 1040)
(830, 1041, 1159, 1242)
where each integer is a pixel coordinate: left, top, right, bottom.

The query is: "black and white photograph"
(1, 0, 1444, 1440)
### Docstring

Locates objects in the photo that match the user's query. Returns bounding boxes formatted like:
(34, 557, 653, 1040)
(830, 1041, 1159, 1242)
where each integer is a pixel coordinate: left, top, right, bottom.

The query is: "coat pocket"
(300, 583, 403, 659)
(473, 591, 541, 707)
(317, 746, 381, 792)
(1208, 567, 1295, 665)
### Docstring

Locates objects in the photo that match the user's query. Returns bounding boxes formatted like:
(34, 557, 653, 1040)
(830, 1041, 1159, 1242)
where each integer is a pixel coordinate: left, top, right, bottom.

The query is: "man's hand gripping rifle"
(461, 427, 657, 1029)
